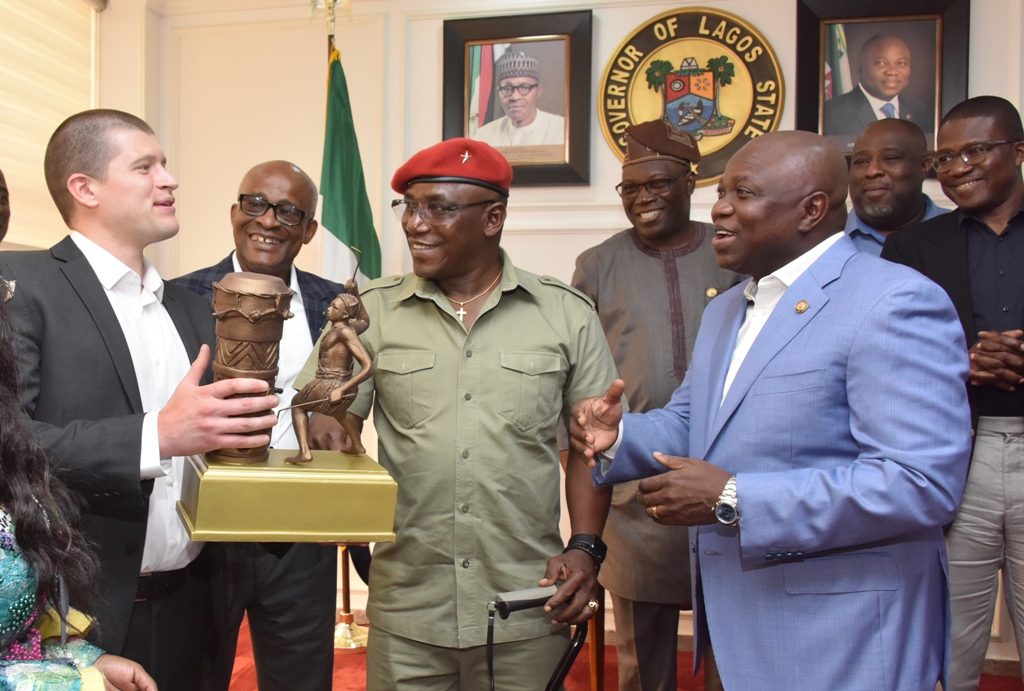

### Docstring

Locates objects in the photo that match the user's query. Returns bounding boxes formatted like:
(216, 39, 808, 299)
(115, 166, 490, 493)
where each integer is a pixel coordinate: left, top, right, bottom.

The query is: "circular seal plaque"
(599, 7, 785, 185)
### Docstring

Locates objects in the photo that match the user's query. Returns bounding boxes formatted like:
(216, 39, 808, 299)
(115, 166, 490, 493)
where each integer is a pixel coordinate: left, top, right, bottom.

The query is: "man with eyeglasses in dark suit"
(570, 119, 742, 691)
(882, 95, 1024, 691)
(475, 51, 565, 147)
(173, 160, 370, 691)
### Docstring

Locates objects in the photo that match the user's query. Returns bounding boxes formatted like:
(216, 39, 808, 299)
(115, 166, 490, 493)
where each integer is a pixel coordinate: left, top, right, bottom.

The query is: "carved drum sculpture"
(208, 271, 292, 463)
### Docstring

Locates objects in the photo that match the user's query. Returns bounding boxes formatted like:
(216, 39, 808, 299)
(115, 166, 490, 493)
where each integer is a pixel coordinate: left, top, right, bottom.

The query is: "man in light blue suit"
(570, 131, 972, 690)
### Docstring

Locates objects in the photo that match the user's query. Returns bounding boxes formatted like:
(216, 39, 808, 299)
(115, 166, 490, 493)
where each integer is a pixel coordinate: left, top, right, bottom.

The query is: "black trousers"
(202, 542, 338, 691)
(122, 566, 213, 691)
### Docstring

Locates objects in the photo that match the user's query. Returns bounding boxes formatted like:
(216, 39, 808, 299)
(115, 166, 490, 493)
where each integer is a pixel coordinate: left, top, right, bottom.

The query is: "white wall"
(85, 0, 1024, 656)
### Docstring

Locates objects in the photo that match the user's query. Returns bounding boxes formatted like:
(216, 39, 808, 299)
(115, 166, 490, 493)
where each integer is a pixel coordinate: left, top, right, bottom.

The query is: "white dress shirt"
(70, 232, 200, 573)
(858, 83, 900, 120)
(721, 232, 844, 403)
(229, 252, 313, 450)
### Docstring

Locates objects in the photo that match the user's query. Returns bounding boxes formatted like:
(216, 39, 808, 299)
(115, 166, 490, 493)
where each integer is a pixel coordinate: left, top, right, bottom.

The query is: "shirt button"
(460, 504, 470, 513)
(1003, 306, 1011, 312)
(466, 350, 473, 358)
(462, 450, 470, 459)
(464, 392, 472, 401)
(462, 559, 471, 568)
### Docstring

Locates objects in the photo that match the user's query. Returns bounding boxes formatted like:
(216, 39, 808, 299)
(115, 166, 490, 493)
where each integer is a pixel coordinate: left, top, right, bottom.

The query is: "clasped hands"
(569, 379, 730, 527)
(969, 330, 1024, 391)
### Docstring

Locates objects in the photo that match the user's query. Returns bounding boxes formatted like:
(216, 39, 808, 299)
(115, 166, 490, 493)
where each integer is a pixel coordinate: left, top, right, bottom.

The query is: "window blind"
(0, 1, 95, 249)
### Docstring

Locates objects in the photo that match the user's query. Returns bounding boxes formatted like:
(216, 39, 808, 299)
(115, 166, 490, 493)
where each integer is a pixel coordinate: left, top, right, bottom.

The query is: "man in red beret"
(296, 137, 618, 689)
(572, 119, 742, 691)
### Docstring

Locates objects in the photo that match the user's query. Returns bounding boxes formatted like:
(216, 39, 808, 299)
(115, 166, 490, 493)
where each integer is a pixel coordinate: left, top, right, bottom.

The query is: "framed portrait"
(795, 0, 969, 153)
(442, 10, 592, 186)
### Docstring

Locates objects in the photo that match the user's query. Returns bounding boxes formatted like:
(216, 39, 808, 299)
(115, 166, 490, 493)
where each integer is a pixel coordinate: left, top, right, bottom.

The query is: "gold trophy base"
(177, 449, 397, 542)
(334, 610, 368, 651)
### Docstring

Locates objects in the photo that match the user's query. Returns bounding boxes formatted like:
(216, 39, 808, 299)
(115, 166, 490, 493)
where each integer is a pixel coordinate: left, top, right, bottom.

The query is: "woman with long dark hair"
(1, 172, 156, 690)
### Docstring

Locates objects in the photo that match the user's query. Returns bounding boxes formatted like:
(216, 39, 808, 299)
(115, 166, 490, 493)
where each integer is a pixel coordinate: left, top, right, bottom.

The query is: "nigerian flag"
(321, 38, 381, 280)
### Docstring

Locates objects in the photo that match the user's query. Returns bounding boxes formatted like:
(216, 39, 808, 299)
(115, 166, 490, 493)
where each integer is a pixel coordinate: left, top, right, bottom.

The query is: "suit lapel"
(706, 239, 850, 448)
(700, 292, 746, 446)
(925, 216, 975, 340)
(162, 287, 202, 362)
(52, 237, 144, 413)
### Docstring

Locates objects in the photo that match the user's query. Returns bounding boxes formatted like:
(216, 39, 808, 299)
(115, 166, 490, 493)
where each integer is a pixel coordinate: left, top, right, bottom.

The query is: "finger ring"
(587, 599, 600, 611)
(651, 505, 660, 519)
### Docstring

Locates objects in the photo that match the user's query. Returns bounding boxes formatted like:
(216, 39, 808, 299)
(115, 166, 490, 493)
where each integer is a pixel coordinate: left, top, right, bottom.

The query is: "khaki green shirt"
(297, 251, 617, 647)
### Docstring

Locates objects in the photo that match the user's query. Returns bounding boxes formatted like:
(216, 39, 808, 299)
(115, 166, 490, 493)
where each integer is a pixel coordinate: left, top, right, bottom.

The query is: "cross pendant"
(455, 306, 467, 322)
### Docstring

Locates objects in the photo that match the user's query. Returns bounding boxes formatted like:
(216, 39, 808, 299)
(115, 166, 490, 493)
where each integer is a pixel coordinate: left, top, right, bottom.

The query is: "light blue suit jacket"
(595, 236, 971, 690)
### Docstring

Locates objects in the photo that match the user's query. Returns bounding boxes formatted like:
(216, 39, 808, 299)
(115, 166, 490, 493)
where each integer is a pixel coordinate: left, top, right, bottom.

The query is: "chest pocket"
(375, 350, 435, 428)
(498, 351, 565, 431)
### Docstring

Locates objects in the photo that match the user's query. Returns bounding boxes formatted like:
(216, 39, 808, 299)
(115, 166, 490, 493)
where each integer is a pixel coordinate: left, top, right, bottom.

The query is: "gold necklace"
(446, 271, 502, 322)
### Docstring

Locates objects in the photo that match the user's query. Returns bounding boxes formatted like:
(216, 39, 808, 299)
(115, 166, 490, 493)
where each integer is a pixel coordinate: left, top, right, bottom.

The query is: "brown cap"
(623, 119, 701, 168)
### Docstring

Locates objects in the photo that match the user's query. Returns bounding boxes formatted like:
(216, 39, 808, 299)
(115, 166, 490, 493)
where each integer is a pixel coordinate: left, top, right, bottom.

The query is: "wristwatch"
(713, 476, 739, 526)
(563, 534, 608, 570)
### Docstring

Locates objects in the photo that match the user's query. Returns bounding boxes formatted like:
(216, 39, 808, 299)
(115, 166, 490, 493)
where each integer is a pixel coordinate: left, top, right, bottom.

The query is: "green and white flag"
(321, 38, 381, 280)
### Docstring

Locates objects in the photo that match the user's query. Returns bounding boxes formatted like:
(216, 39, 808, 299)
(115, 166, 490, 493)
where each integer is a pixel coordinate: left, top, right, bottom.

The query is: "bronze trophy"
(177, 271, 396, 545)
(208, 272, 292, 464)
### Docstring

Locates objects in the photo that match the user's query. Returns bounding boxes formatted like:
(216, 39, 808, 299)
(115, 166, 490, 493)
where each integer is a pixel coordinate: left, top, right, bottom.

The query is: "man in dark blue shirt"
(882, 95, 1024, 691)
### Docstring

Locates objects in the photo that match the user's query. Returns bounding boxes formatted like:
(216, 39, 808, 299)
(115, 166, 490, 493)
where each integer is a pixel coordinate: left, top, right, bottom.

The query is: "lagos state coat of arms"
(599, 8, 785, 185)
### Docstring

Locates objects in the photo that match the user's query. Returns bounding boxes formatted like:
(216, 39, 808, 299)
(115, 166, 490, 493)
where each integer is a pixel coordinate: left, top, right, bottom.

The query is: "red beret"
(391, 138, 513, 197)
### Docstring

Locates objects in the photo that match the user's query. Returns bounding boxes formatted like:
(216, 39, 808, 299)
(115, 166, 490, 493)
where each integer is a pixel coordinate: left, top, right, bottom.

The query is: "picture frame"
(442, 10, 592, 186)
(795, 0, 969, 153)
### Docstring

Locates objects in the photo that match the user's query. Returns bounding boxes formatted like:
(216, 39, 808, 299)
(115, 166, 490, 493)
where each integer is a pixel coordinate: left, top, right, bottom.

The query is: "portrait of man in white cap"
(476, 49, 566, 148)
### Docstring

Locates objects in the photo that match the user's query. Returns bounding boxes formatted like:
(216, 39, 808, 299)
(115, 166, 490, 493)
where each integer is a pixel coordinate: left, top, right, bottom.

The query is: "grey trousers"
(946, 416, 1024, 691)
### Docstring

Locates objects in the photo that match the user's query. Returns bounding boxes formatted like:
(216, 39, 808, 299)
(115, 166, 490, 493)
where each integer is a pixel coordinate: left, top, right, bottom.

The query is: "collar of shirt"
(858, 83, 899, 119)
(745, 231, 845, 303)
(396, 249, 531, 305)
(843, 196, 945, 250)
(229, 251, 304, 303)
(70, 231, 164, 300)
(957, 205, 1024, 235)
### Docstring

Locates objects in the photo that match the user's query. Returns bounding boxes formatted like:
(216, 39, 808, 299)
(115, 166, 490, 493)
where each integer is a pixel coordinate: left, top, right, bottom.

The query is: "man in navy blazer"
(0, 110, 279, 691)
(570, 130, 972, 690)
(174, 160, 369, 691)
(824, 34, 930, 148)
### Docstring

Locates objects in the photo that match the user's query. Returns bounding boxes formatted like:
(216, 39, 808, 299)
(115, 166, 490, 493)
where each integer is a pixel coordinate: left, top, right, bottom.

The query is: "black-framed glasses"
(615, 171, 690, 199)
(497, 83, 539, 97)
(237, 194, 306, 226)
(391, 199, 498, 223)
(928, 140, 1021, 173)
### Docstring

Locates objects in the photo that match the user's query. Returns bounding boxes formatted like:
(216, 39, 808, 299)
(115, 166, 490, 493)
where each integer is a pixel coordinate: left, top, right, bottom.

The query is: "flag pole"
(323, 0, 371, 652)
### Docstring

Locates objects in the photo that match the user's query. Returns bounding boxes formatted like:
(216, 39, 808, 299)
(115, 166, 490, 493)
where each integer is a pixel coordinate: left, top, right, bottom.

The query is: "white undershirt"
(70, 232, 200, 573)
(229, 252, 313, 450)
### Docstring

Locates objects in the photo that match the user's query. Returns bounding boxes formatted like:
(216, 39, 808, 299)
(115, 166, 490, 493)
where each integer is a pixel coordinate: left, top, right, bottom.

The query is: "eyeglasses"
(615, 171, 690, 199)
(237, 194, 306, 226)
(497, 83, 539, 97)
(391, 199, 499, 223)
(928, 140, 1021, 173)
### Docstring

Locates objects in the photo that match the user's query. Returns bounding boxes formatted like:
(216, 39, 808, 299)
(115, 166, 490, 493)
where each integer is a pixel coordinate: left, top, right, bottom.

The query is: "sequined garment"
(0, 507, 104, 690)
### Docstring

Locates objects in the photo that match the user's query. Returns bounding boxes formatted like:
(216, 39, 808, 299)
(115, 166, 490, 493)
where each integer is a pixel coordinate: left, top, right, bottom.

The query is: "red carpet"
(228, 617, 1024, 690)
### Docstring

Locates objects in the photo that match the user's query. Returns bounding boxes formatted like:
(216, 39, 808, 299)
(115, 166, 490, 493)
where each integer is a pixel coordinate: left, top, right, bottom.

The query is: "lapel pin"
(705, 287, 718, 298)
(795, 300, 809, 314)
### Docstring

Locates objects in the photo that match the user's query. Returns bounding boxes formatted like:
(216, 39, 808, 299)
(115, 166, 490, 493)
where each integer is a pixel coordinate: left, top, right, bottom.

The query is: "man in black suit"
(174, 159, 369, 691)
(0, 109, 279, 691)
(824, 34, 930, 147)
(882, 95, 1024, 691)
